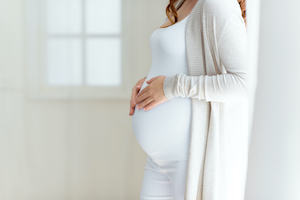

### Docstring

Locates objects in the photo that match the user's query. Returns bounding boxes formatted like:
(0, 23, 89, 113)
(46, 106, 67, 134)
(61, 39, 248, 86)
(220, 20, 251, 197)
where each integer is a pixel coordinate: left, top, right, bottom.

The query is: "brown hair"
(162, 0, 247, 28)
(237, 0, 246, 27)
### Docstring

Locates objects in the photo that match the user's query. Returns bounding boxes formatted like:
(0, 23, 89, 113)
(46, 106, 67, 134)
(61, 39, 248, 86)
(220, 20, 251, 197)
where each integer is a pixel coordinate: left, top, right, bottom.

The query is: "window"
(26, 0, 131, 99)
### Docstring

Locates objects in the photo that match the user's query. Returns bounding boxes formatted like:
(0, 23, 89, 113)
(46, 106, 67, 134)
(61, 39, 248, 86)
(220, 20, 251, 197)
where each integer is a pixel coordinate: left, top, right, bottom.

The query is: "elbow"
(233, 73, 248, 101)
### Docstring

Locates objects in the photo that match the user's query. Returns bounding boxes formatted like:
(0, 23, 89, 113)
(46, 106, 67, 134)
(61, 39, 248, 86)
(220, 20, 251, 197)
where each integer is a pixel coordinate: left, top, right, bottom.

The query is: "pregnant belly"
(132, 85, 192, 161)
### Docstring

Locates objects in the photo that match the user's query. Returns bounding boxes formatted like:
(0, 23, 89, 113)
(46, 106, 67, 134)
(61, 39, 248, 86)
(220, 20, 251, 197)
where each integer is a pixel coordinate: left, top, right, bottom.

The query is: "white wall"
(245, 0, 300, 199)
(0, 0, 169, 199)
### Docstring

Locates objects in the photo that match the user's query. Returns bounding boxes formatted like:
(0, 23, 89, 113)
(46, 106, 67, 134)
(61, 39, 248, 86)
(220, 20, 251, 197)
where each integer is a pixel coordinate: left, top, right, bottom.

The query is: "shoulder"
(200, 0, 245, 36)
(202, 0, 243, 25)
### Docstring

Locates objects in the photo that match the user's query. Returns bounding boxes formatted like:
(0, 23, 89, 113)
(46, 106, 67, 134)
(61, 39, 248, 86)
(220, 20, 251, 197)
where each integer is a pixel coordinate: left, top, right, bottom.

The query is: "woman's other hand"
(135, 75, 168, 111)
(129, 77, 146, 116)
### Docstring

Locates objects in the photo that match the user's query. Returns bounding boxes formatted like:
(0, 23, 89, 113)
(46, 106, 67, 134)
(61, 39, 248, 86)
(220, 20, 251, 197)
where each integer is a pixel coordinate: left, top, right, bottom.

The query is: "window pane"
(46, 0, 82, 34)
(86, 38, 121, 86)
(46, 38, 82, 86)
(86, 0, 121, 34)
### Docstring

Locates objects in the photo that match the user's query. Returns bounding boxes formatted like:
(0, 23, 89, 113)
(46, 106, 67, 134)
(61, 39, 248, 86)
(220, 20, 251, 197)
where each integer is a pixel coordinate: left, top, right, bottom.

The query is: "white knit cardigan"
(162, 0, 249, 199)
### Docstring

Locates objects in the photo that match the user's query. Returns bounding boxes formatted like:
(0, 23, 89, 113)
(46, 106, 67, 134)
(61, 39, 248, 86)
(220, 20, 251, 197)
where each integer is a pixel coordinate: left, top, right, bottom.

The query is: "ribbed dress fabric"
(160, 0, 250, 200)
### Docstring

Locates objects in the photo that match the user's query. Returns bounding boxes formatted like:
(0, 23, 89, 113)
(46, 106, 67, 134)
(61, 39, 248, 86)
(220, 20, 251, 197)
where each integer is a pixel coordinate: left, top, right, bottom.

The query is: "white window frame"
(25, 0, 133, 100)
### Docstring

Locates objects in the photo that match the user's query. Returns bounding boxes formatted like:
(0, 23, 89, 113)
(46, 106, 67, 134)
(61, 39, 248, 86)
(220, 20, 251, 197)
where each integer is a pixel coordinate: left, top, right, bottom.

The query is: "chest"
(150, 15, 188, 57)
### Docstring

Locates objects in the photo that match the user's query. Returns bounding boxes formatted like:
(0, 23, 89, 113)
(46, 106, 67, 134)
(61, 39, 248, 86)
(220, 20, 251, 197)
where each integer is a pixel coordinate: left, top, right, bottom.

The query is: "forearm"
(163, 72, 248, 102)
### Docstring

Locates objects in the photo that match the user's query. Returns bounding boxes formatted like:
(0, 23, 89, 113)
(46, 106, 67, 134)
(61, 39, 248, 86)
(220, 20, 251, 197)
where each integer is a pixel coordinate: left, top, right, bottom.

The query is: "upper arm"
(205, 0, 248, 82)
(217, 14, 248, 78)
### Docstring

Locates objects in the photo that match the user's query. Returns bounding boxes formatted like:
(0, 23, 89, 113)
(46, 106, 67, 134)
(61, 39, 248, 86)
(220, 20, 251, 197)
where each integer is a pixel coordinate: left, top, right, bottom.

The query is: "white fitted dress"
(132, 14, 191, 200)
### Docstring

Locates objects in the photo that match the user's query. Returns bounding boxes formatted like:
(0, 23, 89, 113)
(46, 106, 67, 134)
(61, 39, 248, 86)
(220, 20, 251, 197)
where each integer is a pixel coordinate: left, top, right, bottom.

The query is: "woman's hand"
(135, 75, 168, 111)
(129, 77, 146, 116)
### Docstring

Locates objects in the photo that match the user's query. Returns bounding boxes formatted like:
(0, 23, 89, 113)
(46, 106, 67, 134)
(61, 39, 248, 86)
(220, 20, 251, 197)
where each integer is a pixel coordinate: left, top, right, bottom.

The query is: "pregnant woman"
(130, 0, 248, 200)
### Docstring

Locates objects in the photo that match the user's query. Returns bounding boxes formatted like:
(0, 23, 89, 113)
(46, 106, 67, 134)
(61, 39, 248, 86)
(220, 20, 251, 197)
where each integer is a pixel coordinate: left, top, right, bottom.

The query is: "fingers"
(129, 85, 141, 116)
(136, 88, 151, 105)
(146, 77, 155, 84)
(129, 75, 163, 115)
(136, 76, 159, 99)
(146, 76, 159, 84)
(136, 97, 154, 111)
(136, 98, 162, 111)
(129, 104, 134, 116)
(139, 77, 147, 86)
(136, 86, 148, 99)
(143, 101, 157, 111)
(132, 85, 141, 98)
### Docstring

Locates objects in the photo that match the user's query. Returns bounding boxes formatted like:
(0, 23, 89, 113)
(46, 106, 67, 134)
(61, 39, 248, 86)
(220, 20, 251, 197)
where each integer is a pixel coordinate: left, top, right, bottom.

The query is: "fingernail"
(137, 106, 139, 109)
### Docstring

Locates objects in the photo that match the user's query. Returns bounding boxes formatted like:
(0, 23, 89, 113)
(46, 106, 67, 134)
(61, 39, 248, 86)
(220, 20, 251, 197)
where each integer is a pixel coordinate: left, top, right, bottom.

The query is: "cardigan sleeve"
(162, 13, 248, 102)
